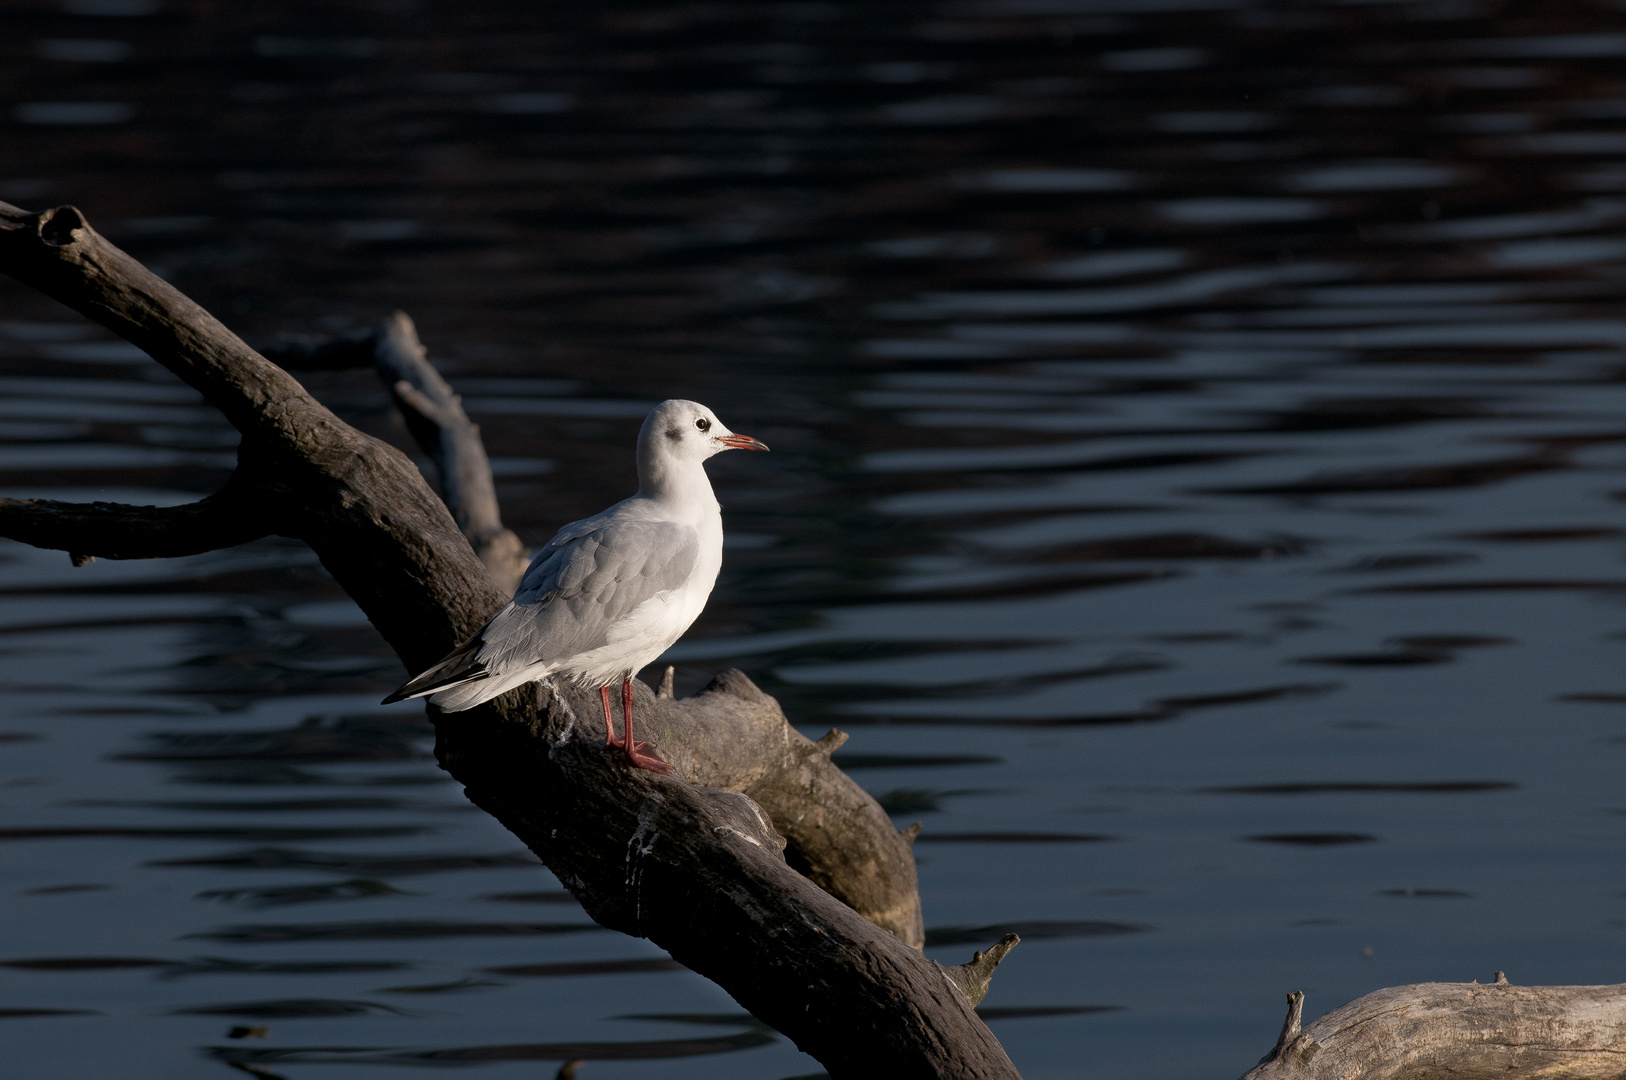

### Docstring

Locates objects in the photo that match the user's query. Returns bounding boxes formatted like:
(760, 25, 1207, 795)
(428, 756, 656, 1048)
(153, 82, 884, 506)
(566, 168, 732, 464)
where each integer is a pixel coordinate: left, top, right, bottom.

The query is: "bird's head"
(641, 399, 769, 464)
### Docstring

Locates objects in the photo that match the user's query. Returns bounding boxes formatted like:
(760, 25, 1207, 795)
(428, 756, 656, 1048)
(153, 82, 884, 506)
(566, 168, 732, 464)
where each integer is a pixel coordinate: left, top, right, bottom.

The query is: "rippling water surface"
(3, 1, 1626, 1077)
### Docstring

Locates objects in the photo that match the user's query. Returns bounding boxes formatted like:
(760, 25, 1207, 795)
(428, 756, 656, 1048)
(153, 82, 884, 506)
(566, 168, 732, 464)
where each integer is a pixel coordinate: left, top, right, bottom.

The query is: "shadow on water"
(150, 848, 542, 875)
(120, 715, 435, 764)
(208, 1029, 777, 1067)
(189, 921, 606, 944)
(176, 998, 417, 1018)
(196, 879, 415, 908)
(925, 921, 1148, 948)
(3, 0, 1626, 1077)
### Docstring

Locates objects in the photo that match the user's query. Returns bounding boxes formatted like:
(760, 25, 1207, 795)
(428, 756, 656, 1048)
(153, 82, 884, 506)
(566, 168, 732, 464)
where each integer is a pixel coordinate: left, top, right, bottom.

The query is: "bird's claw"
(625, 742, 673, 775)
(606, 732, 672, 774)
(626, 749, 673, 775)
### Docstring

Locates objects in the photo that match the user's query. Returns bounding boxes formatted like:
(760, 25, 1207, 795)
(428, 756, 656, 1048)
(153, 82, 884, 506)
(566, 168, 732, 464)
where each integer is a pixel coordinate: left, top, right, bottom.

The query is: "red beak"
(717, 433, 770, 452)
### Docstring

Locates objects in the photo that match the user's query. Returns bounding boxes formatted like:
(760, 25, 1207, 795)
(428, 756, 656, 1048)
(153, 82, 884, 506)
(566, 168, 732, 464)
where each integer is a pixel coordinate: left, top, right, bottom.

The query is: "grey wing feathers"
(382, 517, 699, 704)
(480, 519, 699, 670)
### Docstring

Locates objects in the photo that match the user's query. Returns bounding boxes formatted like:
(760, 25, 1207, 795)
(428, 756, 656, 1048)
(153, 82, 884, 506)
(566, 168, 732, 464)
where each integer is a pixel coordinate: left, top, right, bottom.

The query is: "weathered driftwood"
(1244, 977, 1626, 1080)
(0, 200, 1013, 1078)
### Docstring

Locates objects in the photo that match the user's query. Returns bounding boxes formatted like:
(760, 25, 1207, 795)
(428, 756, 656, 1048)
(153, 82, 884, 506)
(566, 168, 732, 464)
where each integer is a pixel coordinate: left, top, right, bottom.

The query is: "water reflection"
(4, 0, 1626, 1077)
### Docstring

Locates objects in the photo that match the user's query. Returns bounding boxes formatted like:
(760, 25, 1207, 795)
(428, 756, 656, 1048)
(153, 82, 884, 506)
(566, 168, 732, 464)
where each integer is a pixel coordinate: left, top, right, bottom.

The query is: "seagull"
(383, 399, 769, 774)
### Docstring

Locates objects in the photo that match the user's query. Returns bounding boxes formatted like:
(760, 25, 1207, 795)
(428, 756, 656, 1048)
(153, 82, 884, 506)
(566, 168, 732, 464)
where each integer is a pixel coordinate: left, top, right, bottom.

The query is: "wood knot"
(38, 205, 87, 248)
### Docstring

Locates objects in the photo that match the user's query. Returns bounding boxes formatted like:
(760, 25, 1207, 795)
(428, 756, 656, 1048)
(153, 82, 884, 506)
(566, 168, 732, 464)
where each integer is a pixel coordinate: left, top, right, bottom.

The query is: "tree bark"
(0, 199, 1011, 1079)
(1243, 978, 1626, 1080)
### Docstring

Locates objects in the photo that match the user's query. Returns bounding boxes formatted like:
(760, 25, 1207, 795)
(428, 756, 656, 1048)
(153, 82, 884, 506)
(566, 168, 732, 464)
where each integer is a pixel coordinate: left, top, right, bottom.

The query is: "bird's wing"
(382, 517, 699, 703)
(483, 518, 701, 670)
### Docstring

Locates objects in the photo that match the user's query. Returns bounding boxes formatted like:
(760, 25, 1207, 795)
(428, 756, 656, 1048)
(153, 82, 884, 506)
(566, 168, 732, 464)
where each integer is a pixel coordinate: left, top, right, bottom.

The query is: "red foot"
(623, 742, 673, 775)
(600, 677, 673, 775)
(604, 731, 671, 773)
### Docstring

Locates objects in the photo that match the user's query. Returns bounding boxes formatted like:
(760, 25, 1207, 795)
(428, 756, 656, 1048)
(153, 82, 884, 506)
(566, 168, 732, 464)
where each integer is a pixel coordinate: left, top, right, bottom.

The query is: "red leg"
(600, 684, 619, 747)
(620, 674, 672, 775)
(621, 676, 633, 747)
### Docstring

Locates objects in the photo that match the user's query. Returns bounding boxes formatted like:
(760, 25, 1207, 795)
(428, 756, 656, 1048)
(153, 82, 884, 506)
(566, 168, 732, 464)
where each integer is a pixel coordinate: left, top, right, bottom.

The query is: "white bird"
(384, 399, 769, 773)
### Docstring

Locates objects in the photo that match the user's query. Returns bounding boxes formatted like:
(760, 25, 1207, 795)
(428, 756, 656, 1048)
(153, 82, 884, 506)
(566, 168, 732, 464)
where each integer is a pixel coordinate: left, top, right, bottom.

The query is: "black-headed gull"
(385, 399, 768, 773)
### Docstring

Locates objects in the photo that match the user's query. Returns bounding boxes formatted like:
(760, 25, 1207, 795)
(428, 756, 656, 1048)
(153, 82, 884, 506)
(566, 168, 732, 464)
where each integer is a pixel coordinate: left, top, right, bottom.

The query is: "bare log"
(0, 200, 1008, 1079)
(1244, 978, 1626, 1080)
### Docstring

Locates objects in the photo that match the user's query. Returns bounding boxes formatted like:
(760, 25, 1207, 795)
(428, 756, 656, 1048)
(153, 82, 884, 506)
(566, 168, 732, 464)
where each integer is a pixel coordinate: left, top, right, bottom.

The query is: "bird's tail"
(381, 633, 487, 705)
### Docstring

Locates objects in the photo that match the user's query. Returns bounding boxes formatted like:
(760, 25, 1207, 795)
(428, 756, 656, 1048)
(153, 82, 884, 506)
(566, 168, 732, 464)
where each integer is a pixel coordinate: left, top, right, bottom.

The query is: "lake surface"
(3, 1, 1626, 1077)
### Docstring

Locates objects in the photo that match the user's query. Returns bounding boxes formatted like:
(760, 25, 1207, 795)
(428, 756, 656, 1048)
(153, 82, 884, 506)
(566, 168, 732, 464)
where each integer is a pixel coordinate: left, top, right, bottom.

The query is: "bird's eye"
(695, 417, 711, 432)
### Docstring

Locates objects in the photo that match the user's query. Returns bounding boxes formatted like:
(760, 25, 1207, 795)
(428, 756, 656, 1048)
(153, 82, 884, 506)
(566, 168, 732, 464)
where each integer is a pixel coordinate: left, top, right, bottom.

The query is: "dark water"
(4, 1, 1626, 1077)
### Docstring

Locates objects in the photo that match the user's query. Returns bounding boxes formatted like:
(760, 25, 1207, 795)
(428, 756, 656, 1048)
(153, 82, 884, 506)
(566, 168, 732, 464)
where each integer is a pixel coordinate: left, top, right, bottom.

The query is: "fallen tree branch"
(1243, 976, 1626, 1080)
(0, 200, 1001, 1078)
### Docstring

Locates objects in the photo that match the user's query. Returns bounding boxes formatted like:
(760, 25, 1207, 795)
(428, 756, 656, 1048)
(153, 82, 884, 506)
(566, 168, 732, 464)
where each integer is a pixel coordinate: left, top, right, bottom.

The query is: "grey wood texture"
(1244, 979, 1626, 1080)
